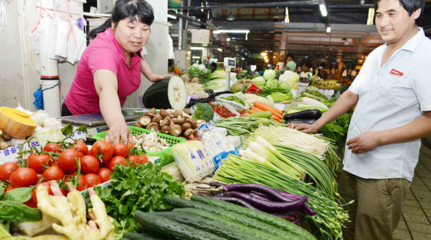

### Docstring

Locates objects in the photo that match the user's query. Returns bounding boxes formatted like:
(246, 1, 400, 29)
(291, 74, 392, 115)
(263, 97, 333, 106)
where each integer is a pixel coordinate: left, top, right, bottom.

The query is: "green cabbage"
(209, 69, 226, 80)
(279, 81, 291, 90)
(253, 76, 266, 88)
(263, 70, 276, 80)
(265, 79, 279, 88)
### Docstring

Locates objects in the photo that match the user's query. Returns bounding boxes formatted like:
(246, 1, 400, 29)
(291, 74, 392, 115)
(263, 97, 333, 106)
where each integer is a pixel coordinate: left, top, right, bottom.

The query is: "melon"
(142, 76, 187, 110)
(0, 107, 38, 139)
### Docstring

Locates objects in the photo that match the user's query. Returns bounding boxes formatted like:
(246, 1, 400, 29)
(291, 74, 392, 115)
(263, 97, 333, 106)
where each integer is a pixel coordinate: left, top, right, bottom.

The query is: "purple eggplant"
(210, 182, 225, 188)
(273, 190, 303, 201)
(301, 204, 317, 216)
(223, 183, 303, 203)
(224, 191, 308, 213)
(212, 196, 259, 211)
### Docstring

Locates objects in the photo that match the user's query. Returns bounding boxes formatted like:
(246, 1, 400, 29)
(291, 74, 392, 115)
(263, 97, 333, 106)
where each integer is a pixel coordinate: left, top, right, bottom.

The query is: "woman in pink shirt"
(63, 0, 169, 144)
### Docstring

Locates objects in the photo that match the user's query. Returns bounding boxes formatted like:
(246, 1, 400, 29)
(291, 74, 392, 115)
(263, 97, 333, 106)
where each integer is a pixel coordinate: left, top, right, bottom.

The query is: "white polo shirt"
(344, 28, 431, 182)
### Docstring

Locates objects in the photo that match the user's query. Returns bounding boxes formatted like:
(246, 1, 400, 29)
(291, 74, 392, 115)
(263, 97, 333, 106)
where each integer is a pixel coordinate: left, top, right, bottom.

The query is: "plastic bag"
(186, 89, 215, 108)
(216, 93, 248, 112)
(198, 123, 239, 170)
(211, 101, 240, 118)
(172, 141, 215, 182)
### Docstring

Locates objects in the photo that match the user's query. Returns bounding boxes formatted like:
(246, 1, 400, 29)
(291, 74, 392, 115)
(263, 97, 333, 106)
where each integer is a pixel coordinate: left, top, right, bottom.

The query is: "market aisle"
(394, 145, 431, 240)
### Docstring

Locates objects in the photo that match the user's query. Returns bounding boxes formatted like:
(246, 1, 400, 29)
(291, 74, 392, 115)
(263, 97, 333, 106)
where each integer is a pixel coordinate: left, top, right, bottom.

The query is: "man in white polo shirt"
(293, 0, 431, 239)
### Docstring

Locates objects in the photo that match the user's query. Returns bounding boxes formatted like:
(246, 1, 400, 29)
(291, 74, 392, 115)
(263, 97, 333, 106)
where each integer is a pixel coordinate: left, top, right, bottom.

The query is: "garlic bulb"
(43, 117, 61, 128)
(31, 110, 49, 126)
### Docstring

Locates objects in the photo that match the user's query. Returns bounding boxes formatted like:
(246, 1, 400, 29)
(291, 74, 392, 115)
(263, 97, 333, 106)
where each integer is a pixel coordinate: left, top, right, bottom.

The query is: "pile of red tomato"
(0, 140, 148, 208)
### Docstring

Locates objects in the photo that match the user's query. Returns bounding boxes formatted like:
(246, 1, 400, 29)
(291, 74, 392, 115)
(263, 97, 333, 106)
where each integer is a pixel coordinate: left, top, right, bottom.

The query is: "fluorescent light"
(167, 14, 177, 19)
(217, 48, 222, 52)
(326, 26, 331, 33)
(226, 38, 231, 42)
(284, 7, 290, 23)
(192, 56, 201, 59)
(319, 3, 328, 17)
(191, 47, 205, 50)
(213, 30, 250, 34)
(241, 58, 245, 60)
(367, 8, 375, 25)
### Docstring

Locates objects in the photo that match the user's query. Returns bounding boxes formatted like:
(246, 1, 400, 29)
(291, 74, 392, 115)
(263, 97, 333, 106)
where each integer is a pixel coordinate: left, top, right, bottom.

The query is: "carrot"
(254, 101, 283, 115)
(272, 115, 283, 123)
(249, 109, 261, 114)
(242, 113, 250, 117)
(249, 107, 263, 112)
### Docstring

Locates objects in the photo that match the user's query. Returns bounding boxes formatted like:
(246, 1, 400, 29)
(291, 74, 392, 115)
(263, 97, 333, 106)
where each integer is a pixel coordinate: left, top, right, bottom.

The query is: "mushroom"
(174, 110, 183, 118)
(149, 147, 162, 152)
(146, 122, 159, 132)
(133, 122, 142, 128)
(181, 122, 192, 133)
(144, 111, 155, 118)
(139, 116, 152, 127)
(185, 118, 198, 129)
(183, 128, 195, 140)
(143, 140, 158, 148)
(172, 117, 185, 125)
(160, 109, 170, 118)
(196, 119, 207, 127)
(193, 129, 199, 138)
(150, 108, 157, 114)
(161, 125, 170, 134)
(170, 124, 182, 137)
(152, 114, 162, 123)
(160, 116, 171, 127)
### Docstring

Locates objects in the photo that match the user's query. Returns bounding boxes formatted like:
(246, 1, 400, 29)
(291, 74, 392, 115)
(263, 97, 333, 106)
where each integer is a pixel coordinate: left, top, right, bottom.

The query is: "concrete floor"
(394, 145, 431, 240)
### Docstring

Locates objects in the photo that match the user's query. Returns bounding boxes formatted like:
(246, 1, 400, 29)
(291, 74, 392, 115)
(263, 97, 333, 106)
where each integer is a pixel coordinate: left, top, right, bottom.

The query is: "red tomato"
(108, 156, 127, 171)
(36, 174, 42, 183)
(28, 153, 52, 174)
(127, 142, 134, 150)
(60, 188, 67, 196)
(84, 173, 101, 188)
(23, 198, 37, 208)
(0, 162, 19, 182)
(43, 143, 62, 153)
(4, 185, 13, 193)
(58, 149, 83, 173)
(42, 165, 65, 181)
(113, 143, 129, 158)
(97, 168, 111, 183)
(10, 168, 38, 188)
(32, 182, 53, 204)
(137, 155, 149, 165)
(65, 174, 87, 192)
(81, 155, 100, 174)
(90, 141, 114, 164)
(72, 141, 88, 155)
(128, 155, 138, 166)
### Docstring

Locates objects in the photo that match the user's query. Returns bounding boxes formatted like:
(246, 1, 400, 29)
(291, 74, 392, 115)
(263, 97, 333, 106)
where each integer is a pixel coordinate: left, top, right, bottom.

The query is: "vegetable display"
(0, 107, 37, 139)
(214, 155, 348, 240)
(94, 163, 186, 233)
(220, 96, 245, 106)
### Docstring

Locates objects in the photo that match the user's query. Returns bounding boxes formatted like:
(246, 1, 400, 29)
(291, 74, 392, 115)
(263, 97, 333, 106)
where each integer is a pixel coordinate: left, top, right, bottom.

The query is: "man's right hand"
(288, 123, 320, 134)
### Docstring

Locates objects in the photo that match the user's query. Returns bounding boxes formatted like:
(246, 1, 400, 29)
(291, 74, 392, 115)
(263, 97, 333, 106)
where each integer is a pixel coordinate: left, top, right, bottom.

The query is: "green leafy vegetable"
(265, 79, 279, 88)
(0, 200, 42, 223)
(252, 76, 266, 89)
(269, 92, 292, 103)
(263, 70, 276, 80)
(192, 103, 214, 122)
(279, 81, 291, 90)
(188, 65, 211, 84)
(208, 69, 226, 80)
(258, 87, 292, 97)
(94, 163, 186, 233)
(4, 187, 32, 203)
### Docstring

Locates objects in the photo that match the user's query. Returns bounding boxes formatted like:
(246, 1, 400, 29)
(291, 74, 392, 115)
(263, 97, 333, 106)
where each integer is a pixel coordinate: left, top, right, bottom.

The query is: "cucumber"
(164, 196, 296, 239)
(173, 208, 284, 240)
(248, 111, 272, 118)
(124, 232, 163, 240)
(134, 211, 224, 240)
(191, 195, 316, 240)
(154, 211, 260, 240)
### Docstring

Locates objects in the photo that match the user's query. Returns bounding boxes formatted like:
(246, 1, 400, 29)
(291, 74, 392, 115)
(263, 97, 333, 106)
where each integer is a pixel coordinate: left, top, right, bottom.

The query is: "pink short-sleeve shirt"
(64, 27, 141, 115)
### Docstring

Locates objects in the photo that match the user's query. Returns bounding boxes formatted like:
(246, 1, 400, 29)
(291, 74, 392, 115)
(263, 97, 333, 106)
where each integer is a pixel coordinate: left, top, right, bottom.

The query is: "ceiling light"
(284, 7, 290, 23)
(192, 56, 201, 59)
(319, 3, 328, 17)
(226, 38, 231, 42)
(167, 14, 177, 19)
(232, 37, 236, 40)
(201, 3, 204, 12)
(213, 30, 250, 34)
(217, 48, 222, 52)
(227, 14, 235, 21)
(326, 26, 331, 33)
(191, 47, 205, 50)
(241, 58, 245, 60)
(367, 8, 375, 25)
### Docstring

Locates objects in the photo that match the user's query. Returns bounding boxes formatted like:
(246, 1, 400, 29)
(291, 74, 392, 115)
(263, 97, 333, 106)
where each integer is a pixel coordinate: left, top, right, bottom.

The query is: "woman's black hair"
(88, 0, 155, 40)
(374, 0, 425, 24)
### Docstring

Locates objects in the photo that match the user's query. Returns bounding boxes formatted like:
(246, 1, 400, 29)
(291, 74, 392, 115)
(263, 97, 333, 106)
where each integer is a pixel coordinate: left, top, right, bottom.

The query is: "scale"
(59, 113, 140, 127)
(224, 57, 236, 91)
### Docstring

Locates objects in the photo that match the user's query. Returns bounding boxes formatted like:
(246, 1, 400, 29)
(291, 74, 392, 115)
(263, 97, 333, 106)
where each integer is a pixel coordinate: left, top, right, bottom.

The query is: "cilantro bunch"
(94, 163, 186, 233)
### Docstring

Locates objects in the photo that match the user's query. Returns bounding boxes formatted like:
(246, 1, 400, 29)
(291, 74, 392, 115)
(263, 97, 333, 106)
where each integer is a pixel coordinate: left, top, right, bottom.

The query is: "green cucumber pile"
(121, 196, 316, 240)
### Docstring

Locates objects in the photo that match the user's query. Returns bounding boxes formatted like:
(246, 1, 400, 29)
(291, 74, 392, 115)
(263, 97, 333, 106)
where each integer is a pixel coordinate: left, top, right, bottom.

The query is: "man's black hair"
(374, 0, 425, 24)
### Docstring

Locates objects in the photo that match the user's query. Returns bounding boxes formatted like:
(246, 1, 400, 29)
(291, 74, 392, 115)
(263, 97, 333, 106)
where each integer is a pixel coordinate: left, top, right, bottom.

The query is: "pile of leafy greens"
(94, 163, 186, 234)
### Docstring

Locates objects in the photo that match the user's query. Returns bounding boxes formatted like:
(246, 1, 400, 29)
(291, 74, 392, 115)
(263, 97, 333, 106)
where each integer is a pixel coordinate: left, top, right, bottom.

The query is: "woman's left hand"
(150, 74, 172, 82)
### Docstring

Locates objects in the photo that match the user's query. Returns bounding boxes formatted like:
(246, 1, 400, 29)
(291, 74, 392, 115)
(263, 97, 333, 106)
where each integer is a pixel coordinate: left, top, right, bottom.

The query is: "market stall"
(0, 60, 352, 240)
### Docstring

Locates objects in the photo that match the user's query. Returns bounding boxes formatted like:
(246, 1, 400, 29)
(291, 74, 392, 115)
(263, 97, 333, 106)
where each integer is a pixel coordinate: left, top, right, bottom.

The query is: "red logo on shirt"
(390, 69, 404, 76)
